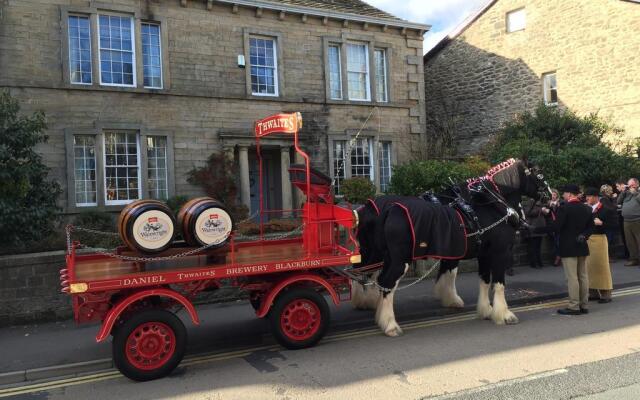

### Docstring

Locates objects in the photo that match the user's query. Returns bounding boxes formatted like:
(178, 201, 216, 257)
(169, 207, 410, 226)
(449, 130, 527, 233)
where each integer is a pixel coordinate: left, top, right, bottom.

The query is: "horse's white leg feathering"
(434, 267, 464, 308)
(351, 272, 381, 310)
(477, 279, 493, 320)
(375, 264, 408, 337)
(491, 282, 519, 325)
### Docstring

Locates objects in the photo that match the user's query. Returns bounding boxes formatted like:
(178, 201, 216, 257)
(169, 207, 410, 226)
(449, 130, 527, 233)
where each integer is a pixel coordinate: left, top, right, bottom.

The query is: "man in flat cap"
(536, 184, 595, 315)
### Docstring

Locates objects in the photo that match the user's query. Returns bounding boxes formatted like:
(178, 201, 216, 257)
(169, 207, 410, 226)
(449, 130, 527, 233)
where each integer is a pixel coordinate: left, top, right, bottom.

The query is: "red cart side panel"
(95, 288, 199, 342)
(74, 255, 354, 293)
(255, 273, 340, 318)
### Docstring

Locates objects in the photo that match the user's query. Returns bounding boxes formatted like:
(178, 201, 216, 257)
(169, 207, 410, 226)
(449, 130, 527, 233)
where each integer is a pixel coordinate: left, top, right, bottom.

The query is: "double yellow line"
(3, 286, 640, 398)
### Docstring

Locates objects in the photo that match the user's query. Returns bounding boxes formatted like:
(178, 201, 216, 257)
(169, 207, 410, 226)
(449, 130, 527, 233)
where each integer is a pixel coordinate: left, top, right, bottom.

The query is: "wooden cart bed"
(68, 238, 356, 293)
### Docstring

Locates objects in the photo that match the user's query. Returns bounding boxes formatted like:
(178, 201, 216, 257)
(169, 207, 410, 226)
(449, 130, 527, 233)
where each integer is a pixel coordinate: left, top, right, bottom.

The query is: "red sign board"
(255, 112, 302, 137)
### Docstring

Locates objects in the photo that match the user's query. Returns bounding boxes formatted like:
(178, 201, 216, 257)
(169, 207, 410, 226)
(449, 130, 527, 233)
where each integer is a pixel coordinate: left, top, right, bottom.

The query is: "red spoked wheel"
(113, 309, 186, 381)
(269, 288, 330, 350)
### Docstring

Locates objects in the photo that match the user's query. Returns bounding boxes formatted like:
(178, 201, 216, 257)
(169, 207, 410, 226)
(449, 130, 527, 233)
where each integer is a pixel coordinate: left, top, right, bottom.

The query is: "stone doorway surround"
(220, 131, 306, 215)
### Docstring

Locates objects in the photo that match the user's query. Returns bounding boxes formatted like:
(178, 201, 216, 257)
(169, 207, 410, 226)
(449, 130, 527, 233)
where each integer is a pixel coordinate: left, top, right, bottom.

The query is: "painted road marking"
(2, 287, 640, 398)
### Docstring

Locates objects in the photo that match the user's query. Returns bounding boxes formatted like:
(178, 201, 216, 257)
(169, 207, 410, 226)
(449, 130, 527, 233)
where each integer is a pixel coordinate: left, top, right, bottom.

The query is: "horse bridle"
(523, 166, 553, 201)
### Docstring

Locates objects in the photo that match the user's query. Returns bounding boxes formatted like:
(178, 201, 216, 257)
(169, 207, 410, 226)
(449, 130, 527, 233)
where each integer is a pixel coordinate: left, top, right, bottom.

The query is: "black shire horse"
(354, 159, 550, 336)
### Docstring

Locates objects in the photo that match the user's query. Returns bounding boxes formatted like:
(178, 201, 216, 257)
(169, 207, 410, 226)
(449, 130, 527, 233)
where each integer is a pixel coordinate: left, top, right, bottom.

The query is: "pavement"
(1, 259, 639, 386)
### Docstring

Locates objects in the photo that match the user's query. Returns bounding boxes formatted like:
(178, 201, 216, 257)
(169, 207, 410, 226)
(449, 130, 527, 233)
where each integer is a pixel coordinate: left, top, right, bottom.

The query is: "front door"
(249, 150, 281, 221)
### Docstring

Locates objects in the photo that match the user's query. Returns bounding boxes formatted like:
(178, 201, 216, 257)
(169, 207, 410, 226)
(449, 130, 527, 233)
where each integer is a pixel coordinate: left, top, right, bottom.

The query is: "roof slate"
(263, 0, 402, 21)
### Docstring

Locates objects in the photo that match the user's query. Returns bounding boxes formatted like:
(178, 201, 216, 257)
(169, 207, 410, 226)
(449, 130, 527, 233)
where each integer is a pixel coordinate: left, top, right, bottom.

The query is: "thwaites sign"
(255, 112, 302, 137)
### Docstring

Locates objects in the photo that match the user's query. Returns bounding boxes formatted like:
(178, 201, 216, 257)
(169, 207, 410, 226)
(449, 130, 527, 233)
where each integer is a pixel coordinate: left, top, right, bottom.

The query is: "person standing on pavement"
(544, 189, 562, 266)
(584, 187, 614, 303)
(616, 178, 631, 259)
(600, 184, 620, 258)
(536, 184, 594, 315)
(620, 178, 640, 266)
(522, 197, 547, 269)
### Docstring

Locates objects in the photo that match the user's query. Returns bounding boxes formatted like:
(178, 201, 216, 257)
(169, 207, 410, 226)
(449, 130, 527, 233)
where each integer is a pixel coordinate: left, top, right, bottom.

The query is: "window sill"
(324, 98, 398, 107)
(62, 82, 168, 94)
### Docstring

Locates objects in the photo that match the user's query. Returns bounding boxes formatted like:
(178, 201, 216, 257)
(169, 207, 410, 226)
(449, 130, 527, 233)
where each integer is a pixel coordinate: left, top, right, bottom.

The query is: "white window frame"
(506, 8, 526, 33)
(543, 72, 558, 106)
(141, 22, 163, 89)
(330, 137, 380, 195)
(249, 35, 279, 97)
(73, 135, 98, 206)
(328, 44, 343, 100)
(146, 136, 169, 200)
(97, 13, 137, 88)
(374, 48, 388, 103)
(103, 132, 142, 205)
(68, 15, 93, 85)
(346, 42, 371, 102)
(350, 138, 375, 181)
(378, 141, 392, 192)
(332, 140, 347, 194)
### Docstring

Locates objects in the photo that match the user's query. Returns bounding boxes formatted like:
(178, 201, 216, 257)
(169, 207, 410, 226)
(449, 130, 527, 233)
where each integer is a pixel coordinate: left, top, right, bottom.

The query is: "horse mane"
(466, 158, 520, 192)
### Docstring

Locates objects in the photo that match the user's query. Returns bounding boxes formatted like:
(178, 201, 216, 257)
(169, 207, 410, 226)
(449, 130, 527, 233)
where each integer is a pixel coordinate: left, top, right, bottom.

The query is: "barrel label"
(132, 210, 174, 250)
(194, 208, 232, 245)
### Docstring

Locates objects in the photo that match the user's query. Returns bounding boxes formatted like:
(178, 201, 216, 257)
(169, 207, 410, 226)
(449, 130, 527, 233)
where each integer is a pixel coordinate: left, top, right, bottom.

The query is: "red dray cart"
(61, 113, 360, 381)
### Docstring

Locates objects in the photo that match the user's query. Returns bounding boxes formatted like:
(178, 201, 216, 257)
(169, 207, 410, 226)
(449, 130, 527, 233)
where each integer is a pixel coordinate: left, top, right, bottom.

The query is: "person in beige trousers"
(535, 185, 595, 315)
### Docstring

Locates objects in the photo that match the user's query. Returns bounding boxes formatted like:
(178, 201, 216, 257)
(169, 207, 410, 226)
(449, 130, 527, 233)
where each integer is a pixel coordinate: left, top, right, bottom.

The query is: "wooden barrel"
(177, 197, 234, 248)
(117, 200, 176, 254)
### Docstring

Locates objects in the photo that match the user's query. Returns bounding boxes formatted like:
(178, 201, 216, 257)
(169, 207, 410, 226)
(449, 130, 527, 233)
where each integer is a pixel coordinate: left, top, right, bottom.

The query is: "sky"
(365, 0, 488, 54)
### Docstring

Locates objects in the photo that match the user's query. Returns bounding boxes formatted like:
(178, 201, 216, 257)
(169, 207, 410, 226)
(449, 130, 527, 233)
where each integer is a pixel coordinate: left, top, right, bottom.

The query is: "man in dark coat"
(536, 184, 595, 315)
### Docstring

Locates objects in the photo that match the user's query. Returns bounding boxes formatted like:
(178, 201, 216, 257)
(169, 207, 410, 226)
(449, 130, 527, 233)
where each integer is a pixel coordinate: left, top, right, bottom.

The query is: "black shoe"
(580, 308, 589, 314)
(557, 308, 581, 315)
(588, 296, 600, 301)
(598, 298, 612, 304)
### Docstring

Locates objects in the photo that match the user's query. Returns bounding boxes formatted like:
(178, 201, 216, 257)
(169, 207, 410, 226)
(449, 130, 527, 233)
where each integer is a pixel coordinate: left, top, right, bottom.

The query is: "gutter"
(210, 0, 431, 33)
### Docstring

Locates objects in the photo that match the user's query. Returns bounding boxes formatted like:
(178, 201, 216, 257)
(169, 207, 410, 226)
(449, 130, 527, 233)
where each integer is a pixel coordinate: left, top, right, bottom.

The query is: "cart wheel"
(269, 288, 330, 350)
(112, 309, 187, 382)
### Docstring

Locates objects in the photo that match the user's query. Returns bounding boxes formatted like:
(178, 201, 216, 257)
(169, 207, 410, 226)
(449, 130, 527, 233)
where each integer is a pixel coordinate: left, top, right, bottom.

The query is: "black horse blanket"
(391, 197, 467, 260)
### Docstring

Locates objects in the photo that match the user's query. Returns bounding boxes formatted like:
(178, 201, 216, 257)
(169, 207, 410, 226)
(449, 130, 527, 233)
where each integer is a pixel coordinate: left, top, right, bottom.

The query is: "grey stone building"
(424, 0, 640, 156)
(0, 0, 428, 216)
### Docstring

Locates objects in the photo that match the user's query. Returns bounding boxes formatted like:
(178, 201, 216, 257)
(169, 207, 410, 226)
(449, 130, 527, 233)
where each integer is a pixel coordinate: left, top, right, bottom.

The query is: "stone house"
(423, 0, 640, 155)
(0, 0, 428, 216)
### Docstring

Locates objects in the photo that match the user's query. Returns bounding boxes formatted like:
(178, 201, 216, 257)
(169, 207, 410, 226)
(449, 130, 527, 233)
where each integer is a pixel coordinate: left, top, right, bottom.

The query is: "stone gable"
(424, 0, 640, 156)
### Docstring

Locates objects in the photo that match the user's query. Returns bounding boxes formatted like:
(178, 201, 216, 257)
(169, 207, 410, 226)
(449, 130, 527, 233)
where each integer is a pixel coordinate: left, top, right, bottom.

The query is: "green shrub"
(462, 156, 492, 177)
(389, 159, 480, 196)
(340, 177, 376, 204)
(166, 195, 189, 215)
(73, 211, 120, 249)
(484, 103, 640, 188)
(187, 152, 249, 222)
(0, 91, 61, 247)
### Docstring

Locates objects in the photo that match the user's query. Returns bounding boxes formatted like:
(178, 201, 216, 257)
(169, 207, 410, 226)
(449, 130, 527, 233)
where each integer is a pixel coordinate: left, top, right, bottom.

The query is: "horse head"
(485, 158, 551, 203)
(518, 158, 552, 202)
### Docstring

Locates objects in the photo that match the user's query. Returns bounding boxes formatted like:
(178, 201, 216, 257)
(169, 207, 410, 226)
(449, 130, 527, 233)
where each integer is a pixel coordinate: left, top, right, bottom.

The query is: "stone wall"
(424, 0, 640, 156)
(0, 251, 72, 326)
(0, 0, 426, 213)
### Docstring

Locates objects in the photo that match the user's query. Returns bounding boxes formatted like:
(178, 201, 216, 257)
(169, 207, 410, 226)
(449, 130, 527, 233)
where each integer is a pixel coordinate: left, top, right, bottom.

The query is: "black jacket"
(536, 200, 595, 257)
(591, 202, 616, 235)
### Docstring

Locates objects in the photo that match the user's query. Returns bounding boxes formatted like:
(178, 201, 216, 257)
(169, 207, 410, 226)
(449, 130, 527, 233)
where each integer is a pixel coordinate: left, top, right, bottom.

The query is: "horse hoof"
(384, 325, 403, 337)
(505, 313, 519, 325)
(491, 311, 519, 325)
(443, 296, 465, 309)
(477, 306, 493, 320)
